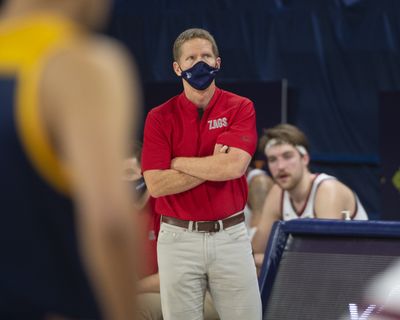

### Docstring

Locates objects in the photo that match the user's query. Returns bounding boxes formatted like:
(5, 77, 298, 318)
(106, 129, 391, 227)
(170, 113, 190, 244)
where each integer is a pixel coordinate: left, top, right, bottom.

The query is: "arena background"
(106, 0, 400, 220)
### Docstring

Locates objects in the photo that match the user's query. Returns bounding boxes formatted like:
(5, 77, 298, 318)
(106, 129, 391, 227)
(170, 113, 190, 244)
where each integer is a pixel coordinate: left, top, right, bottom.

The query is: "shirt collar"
(178, 87, 222, 115)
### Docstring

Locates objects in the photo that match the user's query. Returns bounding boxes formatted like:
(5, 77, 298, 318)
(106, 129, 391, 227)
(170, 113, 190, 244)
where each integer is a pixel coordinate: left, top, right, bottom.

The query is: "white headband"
(264, 138, 307, 156)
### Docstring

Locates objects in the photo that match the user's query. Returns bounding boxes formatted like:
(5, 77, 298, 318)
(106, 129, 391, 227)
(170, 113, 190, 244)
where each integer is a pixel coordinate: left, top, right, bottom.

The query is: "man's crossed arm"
(143, 144, 251, 198)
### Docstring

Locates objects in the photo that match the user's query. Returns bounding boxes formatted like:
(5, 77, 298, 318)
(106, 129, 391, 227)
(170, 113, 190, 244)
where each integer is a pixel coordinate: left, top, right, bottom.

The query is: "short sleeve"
(141, 111, 171, 171)
(216, 100, 257, 156)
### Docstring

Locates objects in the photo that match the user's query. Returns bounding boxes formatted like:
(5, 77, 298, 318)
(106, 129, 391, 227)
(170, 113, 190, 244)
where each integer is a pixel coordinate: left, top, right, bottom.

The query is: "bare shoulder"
(315, 178, 355, 218)
(79, 35, 137, 77)
(40, 35, 139, 129)
(268, 183, 283, 199)
(250, 173, 273, 188)
(317, 178, 353, 199)
(248, 173, 274, 197)
(42, 35, 137, 92)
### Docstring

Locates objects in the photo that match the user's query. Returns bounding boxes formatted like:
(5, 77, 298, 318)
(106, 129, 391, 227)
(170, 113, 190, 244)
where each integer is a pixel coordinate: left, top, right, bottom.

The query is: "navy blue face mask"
(180, 61, 219, 90)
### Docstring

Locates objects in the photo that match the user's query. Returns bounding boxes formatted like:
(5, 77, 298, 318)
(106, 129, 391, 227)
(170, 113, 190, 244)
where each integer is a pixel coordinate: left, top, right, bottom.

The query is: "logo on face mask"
(180, 61, 219, 90)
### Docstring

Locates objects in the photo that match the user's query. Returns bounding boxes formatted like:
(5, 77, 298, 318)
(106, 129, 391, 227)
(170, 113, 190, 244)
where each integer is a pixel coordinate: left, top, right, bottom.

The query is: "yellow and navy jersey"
(0, 13, 100, 318)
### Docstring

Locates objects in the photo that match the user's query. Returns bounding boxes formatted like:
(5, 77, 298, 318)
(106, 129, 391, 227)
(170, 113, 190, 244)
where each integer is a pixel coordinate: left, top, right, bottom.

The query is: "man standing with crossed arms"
(142, 28, 262, 320)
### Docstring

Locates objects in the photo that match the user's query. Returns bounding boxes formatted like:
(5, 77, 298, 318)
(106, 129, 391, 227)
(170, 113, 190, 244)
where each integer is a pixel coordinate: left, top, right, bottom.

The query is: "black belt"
(161, 212, 245, 232)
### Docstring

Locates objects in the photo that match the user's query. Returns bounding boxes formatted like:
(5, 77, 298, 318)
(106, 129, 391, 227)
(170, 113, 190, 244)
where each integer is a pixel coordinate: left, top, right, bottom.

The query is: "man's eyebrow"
(282, 150, 295, 156)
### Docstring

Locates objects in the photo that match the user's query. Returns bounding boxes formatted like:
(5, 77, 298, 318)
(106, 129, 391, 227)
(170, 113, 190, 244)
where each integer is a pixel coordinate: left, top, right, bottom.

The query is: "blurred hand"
(122, 157, 141, 181)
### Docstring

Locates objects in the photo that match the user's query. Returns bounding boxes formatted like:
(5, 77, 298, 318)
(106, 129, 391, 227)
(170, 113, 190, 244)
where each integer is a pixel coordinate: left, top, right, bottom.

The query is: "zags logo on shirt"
(208, 117, 228, 130)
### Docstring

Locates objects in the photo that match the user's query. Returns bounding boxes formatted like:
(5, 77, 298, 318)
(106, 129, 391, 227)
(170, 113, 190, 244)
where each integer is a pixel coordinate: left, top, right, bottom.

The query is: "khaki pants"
(157, 222, 262, 320)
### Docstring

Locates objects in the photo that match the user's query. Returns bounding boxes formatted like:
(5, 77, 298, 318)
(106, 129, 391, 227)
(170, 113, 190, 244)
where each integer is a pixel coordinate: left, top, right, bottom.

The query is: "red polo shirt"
(142, 87, 257, 221)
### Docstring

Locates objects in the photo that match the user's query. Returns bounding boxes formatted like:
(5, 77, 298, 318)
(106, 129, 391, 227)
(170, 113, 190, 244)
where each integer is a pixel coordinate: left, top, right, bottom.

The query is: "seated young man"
(252, 124, 368, 270)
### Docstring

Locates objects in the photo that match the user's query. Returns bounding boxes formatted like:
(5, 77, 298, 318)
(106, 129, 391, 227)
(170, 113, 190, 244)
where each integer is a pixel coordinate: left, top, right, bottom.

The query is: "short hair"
(173, 28, 219, 62)
(259, 124, 309, 154)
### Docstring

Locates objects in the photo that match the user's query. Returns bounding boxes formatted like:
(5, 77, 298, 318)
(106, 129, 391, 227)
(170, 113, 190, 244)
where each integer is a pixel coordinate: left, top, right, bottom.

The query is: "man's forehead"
(265, 143, 297, 156)
(181, 38, 213, 52)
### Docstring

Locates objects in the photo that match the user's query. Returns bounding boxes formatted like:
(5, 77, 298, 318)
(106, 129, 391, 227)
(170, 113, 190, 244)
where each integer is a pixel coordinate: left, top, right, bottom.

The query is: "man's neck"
(183, 81, 216, 110)
(289, 171, 315, 205)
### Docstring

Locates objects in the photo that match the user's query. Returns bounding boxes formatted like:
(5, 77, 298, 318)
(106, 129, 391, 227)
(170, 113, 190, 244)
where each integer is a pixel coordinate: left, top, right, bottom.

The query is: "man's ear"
(302, 152, 310, 166)
(173, 61, 182, 76)
(216, 57, 221, 69)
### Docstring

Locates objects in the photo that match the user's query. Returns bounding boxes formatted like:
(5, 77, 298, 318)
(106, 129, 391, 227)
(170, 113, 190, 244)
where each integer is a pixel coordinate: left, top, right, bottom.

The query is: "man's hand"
(122, 158, 141, 181)
(214, 143, 229, 155)
(170, 144, 250, 181)
(171, 144, 229, 170)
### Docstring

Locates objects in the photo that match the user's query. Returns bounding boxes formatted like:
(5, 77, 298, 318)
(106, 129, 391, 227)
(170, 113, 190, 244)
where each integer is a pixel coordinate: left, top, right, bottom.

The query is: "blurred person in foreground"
(252, 124, 368, 270)
(338, 259, 400, 320)
(362, 259, 400, 320)
(0, 0, 141, 319)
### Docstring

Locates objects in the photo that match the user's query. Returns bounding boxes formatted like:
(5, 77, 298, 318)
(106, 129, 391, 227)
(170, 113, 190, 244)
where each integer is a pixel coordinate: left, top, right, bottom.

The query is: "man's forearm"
(172, 153, 247, 181)
(144, 169, 204, 198)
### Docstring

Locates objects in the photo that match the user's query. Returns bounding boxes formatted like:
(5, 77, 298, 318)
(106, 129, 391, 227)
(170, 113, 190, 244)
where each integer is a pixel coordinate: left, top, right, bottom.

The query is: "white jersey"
(281, 173, 368, 221)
